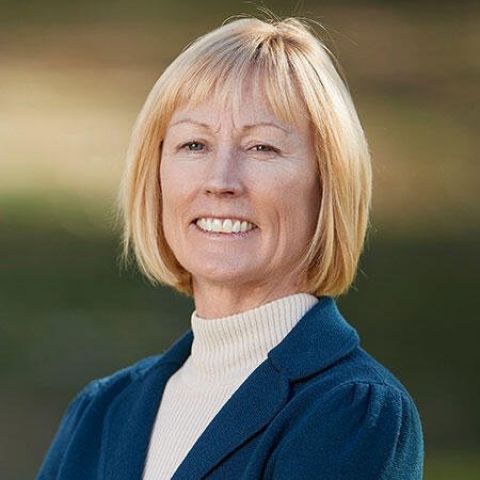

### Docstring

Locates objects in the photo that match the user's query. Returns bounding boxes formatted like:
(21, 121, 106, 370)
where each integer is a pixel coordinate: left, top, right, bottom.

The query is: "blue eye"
(182, 141, 205, 152)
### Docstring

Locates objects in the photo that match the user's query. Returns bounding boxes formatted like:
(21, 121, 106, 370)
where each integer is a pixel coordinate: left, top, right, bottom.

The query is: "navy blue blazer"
(36, 296, 424, 479)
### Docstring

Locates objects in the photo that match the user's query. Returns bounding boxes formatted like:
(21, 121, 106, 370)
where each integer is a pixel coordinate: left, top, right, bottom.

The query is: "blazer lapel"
(171, 296, 360, 479)
(171, 360, 290, 480)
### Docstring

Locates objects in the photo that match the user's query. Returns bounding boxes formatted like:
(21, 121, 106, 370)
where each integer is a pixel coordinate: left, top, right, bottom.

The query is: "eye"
(181, 141, 206, 152)
(251, 144, 278, 153)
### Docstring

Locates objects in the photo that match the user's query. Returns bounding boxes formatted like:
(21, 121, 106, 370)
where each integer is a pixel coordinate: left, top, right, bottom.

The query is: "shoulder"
(269, 380, 424, 479)
(269, 355, 425, 479)
(81, 353, 164, 398)
(285, 376, 423, 444)
(64, 353, 163, 409)
(312, 341, 420, 406)
(310, 379, 423, 438)
(36, 354, 166, 479)
(322, 345, 425, 449)
(61, 352, 167, 427)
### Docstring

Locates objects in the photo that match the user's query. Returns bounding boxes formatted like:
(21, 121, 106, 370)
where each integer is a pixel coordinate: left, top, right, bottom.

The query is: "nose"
(204, 146, 244, 197)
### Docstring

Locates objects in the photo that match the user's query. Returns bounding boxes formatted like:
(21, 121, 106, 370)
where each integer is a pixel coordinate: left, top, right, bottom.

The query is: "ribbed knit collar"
(179, 293, 319, 387)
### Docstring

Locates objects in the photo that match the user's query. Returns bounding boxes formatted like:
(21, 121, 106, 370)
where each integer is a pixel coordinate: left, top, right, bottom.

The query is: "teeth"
(212, 219, 222, 231)
(195, 217, 256, 234)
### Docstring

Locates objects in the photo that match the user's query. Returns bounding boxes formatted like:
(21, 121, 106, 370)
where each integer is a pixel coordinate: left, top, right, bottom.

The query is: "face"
(160, 79, 321, 296)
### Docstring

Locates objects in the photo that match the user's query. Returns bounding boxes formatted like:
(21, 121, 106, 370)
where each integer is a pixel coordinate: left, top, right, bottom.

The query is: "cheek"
(280, 175, 320, 235)
(160, 163, 185, 238)
(160, 160, 190, 211)
(254, 177, 318, 258)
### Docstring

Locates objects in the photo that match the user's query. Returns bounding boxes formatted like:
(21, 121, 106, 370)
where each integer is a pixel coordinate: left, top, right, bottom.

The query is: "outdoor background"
(1, 0, 479, 478)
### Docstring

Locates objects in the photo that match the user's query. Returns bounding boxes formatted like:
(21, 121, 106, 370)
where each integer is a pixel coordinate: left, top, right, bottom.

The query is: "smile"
(194, 217, 257, 234)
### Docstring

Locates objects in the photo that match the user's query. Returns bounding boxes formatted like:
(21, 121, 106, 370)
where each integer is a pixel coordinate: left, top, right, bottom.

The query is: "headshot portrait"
(35, 11, 424, 480)
(4, 1, 478, 479)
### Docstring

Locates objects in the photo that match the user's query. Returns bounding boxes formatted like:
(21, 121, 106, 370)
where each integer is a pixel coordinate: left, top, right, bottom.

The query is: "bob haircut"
(118, 14, 372, 298)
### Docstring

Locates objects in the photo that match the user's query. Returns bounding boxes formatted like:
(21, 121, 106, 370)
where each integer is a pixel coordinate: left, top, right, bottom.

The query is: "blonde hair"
(117, 13, 372, 298)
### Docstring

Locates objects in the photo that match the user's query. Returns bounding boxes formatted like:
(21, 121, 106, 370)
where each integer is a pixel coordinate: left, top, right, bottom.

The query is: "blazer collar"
(158, 295, 360, 379)
(268, 295, 360, 380)
(101, 295, 360, 480)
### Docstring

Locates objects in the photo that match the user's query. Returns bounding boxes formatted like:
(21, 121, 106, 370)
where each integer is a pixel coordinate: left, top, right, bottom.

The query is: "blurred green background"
(1, 0, 479, 478)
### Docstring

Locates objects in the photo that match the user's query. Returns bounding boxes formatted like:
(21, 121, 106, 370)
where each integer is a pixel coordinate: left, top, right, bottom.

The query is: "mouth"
(190, 218, 259, 238)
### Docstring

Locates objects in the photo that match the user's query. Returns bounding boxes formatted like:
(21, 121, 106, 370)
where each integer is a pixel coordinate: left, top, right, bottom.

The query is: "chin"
(192, 266, 258, 286)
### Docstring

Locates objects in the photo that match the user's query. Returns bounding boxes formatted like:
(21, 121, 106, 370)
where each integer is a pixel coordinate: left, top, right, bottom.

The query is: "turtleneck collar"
(179, 293, 319, 387)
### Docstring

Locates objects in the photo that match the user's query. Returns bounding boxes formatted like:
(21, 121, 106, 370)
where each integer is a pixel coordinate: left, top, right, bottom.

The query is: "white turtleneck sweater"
(141, 293, 319, 480)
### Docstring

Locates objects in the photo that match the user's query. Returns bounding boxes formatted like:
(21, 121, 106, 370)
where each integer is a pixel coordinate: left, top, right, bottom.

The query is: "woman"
(37, 14, 424, 480)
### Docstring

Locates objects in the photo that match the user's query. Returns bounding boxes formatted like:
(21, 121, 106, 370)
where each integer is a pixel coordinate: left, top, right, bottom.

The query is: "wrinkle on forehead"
(170, 90, 296, 135)
(172, 62, 309, 134)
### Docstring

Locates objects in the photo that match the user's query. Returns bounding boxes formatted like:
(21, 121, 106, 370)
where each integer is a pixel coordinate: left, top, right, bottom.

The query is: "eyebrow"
(169, 118, 292, 135)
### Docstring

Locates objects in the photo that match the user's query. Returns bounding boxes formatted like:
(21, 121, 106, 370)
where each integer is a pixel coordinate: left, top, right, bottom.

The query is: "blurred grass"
(425, 451, 480, 479)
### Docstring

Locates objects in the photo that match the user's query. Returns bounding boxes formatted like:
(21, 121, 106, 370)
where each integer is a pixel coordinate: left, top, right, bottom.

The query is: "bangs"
(169, 35, 307, 129)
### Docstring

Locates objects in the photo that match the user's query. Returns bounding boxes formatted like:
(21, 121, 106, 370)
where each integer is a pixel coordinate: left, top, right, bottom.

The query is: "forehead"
(167, 73, 308, 133)
(169, 101, 280, 133)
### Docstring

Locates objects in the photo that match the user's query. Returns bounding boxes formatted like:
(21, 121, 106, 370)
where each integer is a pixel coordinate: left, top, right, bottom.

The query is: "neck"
(184, 292, 320, 386)
(192, 275, 308, 319)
